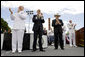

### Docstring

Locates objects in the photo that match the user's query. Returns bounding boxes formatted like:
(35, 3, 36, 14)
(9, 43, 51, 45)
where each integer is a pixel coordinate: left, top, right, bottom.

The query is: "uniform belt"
(69, 28, 72, 29)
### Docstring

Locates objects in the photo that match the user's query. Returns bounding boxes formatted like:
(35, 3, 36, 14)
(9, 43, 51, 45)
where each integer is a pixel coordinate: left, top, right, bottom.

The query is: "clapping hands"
(56, 19, 61, 25)
(9, 8, 13, 14)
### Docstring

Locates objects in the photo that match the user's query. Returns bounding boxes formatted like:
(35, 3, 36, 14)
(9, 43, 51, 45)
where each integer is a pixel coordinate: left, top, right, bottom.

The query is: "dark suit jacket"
(32, 15, 45, 31)
(52, 19, 64, 33)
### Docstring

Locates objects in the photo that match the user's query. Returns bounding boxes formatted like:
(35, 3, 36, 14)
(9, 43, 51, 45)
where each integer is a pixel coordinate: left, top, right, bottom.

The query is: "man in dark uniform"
(52, 13, 64, 50)
(32, 9, 45, 52)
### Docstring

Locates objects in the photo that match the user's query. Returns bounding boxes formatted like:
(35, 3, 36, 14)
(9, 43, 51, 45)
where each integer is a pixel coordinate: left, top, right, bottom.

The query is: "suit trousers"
(54, 31, 64, 49)
(12, 29, 24, 51)
(33, 30, 43, 50)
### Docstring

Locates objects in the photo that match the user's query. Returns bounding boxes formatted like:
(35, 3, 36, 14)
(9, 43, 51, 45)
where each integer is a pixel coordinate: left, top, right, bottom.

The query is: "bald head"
(18, 6, 24, 12)
(69, 20, 72, 23)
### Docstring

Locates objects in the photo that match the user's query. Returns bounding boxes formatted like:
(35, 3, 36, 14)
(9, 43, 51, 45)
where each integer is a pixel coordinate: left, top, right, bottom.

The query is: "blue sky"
(1, 1, 84, 33)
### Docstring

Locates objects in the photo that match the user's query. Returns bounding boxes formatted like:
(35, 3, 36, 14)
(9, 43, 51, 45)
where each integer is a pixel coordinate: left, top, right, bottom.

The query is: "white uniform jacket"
(67, 23, 75, 32)
(10, 11, 27, 30)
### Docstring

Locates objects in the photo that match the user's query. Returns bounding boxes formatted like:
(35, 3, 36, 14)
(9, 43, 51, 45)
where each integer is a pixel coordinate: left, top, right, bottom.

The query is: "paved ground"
(1, 45, 84, 56)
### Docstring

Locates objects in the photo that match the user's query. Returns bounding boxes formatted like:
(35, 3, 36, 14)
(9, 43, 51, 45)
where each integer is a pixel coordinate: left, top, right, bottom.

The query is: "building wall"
(76, 27, 84, 47)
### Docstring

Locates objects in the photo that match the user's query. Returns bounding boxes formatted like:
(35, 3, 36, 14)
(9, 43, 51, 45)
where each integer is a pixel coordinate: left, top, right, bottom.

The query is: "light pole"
(26, 10, 34, 33)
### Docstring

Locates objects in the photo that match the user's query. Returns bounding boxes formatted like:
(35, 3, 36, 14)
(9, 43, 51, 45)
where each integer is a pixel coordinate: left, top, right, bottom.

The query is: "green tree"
(1, 18, 11, 33)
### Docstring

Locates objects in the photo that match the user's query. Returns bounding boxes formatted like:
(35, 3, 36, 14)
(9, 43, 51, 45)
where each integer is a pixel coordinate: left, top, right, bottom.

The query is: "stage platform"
(1, 44, 84, 56)
(1, 33, 48, 50)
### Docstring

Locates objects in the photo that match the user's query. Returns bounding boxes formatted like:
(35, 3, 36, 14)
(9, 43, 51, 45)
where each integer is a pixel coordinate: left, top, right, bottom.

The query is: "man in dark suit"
(32, 9, 45, 52)
(52, 13, 64, 50)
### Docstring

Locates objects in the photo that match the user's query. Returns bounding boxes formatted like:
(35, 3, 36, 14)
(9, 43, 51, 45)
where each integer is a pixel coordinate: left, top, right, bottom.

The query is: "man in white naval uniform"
(9, 6, 27, 53)
(67, 20, 77, 47)
(62, 26, 66, 47)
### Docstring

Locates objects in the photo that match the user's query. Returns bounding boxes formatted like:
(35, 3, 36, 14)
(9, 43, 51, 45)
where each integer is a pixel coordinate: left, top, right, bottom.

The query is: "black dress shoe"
(40, 50, 45, 52)
(54, 48, 58, 50)
(61, 48, 64, 50)
(32, 49, 36, 52)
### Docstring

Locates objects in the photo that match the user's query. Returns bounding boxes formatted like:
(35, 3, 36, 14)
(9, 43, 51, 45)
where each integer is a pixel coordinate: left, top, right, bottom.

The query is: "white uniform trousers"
(63, 33, 66, 47)
(12, 29, 24, 51)
(69, 30, 76, 47)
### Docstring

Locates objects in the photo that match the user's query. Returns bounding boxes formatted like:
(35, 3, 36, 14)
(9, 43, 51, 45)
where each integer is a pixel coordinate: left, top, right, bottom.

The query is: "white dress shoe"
(18, 51, 22, 53)
(70, 45, 73, 47)
(12, 51, 16, 53)
(74, 45, 77, 47)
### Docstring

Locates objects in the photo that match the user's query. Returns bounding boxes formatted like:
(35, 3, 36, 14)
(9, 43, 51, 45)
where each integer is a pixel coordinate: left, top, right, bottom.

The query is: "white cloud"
(1, 1, 84, 15)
